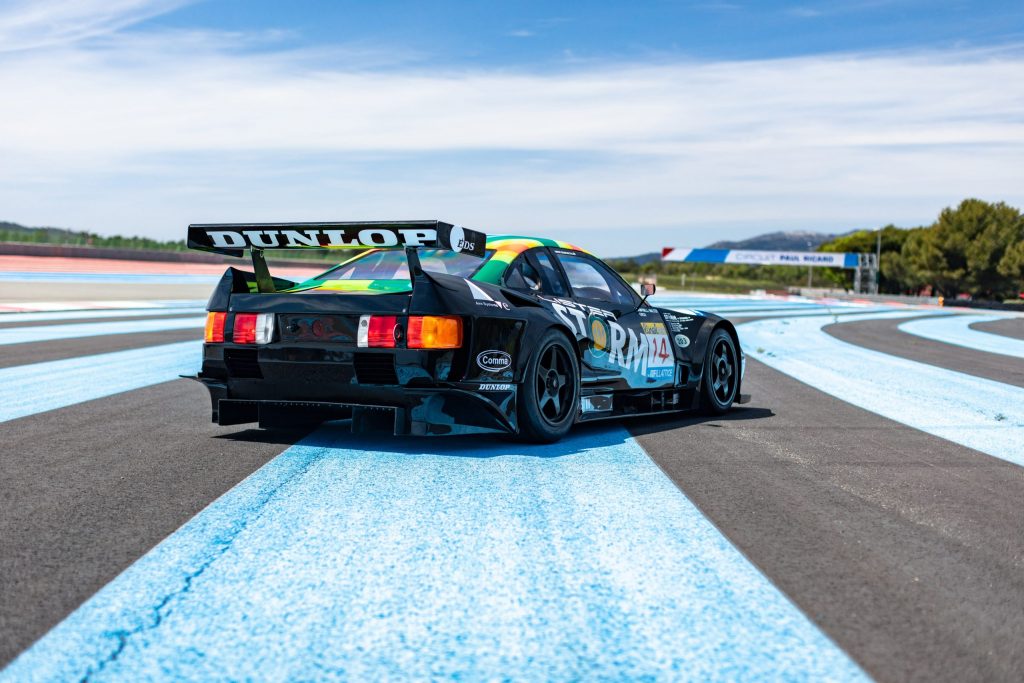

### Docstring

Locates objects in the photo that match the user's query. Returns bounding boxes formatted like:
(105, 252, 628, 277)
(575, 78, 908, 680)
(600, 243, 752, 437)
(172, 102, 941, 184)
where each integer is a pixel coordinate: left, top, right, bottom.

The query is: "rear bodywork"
(188, 221, 744, 436)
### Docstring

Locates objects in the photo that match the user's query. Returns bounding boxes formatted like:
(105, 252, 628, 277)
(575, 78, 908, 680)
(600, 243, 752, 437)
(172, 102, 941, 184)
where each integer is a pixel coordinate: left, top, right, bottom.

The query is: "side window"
(534, 250, 568, 297)
(556, 253, 637, 307)
(503, 254, 543, 293)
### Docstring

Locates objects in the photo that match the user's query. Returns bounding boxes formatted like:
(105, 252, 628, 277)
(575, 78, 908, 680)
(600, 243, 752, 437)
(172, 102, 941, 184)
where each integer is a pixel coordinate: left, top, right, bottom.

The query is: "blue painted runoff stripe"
(653, 298, 901, 321)
(650, 295, 826, 308)
(0, 305, 206, 324)
(2, 426, 866, 682)
(739, 311, 1024, 467)
(0, 316, 204, 345)
(0, 340, 200, 422)
(898, 314, 1024, 359)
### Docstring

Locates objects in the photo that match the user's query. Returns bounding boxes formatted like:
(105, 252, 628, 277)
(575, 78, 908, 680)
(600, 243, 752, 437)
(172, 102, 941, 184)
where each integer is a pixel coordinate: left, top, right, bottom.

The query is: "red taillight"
(407, 315, 462, 349)
(205, 311, 226, 343)
(232, 313, 275, 344)
(359, 315, 398, 348)
(233, 313, 258, 344)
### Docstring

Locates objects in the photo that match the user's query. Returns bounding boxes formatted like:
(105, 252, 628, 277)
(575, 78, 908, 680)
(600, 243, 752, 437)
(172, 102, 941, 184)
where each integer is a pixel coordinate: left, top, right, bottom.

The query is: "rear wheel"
(701, 328, 738, 414)
(517, 330, 580, 442)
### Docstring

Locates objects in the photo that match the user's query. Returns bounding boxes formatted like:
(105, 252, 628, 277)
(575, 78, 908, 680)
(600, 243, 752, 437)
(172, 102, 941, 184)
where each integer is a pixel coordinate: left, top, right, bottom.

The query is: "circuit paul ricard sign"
(661, 248, 859, 269)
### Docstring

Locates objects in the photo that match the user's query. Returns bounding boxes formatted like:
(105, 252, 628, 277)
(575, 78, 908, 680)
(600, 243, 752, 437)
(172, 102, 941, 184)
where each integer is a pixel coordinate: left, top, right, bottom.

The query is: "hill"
(705, 230, 841, 251)
(0, 220, 187, 251)
(618, 230, 843, 265)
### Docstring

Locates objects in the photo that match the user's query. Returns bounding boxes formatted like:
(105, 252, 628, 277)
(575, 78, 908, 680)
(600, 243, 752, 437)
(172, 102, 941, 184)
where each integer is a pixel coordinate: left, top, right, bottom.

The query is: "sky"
(0, 1, 1022, 256)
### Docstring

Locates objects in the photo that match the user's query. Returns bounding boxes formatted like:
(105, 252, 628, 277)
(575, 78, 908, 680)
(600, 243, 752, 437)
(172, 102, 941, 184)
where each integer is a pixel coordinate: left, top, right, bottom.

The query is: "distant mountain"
(613, 230, 843, 264)
(705, 230, 841, 251)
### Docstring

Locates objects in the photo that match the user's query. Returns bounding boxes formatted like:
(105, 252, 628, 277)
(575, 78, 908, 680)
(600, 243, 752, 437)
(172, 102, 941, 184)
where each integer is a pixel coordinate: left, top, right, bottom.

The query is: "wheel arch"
(689, 317, 742, 391)
(513, 316, 580, 383)
(546, 322, 582, 359)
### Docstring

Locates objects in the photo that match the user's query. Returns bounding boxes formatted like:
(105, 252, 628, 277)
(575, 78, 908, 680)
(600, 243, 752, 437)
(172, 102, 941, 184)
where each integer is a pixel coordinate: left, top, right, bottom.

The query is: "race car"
(188, 221, 747, 442)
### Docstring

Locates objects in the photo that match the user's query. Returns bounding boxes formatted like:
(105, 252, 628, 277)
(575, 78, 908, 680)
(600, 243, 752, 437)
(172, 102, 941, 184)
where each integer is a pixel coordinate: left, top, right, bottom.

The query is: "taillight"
(232, 313, 275, 344)
(204, 311, 226, 342)
(407, 315, 462, 349)
(358, 315, 398, 348)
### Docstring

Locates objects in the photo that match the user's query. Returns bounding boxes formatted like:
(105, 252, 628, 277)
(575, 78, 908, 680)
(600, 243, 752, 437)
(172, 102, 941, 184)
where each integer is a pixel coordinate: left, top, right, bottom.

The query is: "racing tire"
(517, 329, 580, 443)
(701, 327, 738, 415)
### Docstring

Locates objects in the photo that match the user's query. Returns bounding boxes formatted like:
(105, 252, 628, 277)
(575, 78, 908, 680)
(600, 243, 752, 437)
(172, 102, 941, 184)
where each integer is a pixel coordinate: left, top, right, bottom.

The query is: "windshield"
(315, 249, 491, 281)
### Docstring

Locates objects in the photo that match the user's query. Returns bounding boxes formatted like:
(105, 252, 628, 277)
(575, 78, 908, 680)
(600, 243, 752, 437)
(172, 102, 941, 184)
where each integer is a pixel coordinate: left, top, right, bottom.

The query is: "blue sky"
(0, 0, 1022, 255)
(162, 1, 1024, 64)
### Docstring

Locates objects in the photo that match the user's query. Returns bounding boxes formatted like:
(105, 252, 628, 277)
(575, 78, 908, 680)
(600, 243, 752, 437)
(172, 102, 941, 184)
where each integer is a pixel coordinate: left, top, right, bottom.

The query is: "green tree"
(818, 224, 920, 293)
(903, 199, 1022, 298)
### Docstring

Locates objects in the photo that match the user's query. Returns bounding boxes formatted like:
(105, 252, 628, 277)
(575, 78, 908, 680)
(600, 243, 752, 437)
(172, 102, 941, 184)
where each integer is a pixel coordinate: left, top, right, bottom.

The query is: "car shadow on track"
(210, 407, 774, 459)
(212, 425, 319, 446)
(214, 420, 631, 459)
(627, 405, 775, 438)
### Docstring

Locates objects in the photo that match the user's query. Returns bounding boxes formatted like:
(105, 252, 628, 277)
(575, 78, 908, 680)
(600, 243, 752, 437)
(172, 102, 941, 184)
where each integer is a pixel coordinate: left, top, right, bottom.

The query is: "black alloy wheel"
(518, 330, 580, 442)
(702, 328, 738, 414)
(535, 343, 573, 424)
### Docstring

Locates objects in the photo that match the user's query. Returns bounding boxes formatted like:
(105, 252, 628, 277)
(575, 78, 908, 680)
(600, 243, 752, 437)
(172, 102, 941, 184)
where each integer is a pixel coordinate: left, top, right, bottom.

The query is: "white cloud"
(0, 0, 192, 51)
(0, 28, 1021, 253)
(787, 7, 825, 18)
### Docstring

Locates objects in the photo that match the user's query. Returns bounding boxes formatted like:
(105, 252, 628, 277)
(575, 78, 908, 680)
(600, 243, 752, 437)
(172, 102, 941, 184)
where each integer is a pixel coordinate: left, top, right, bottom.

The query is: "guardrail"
(940, 298, 1023, 311)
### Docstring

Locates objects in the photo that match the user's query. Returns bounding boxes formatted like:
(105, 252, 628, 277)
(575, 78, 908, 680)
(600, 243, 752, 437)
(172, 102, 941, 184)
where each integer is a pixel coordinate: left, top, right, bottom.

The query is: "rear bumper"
(192, 376, 518, 436)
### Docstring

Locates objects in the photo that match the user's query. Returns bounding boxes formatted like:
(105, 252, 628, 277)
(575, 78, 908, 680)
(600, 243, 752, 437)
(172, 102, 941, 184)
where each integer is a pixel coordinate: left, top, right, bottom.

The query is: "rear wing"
(187, 220, 486, 293)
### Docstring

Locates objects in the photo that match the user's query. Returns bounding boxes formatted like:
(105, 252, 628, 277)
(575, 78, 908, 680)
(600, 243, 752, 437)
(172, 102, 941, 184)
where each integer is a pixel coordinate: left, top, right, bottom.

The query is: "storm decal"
(546, 296, 674, 381)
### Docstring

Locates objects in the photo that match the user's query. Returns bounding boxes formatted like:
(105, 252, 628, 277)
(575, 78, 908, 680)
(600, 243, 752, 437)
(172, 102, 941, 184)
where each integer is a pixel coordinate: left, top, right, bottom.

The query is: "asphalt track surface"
(0, 290, 1022, 681)
(972, 316, 1024, 341)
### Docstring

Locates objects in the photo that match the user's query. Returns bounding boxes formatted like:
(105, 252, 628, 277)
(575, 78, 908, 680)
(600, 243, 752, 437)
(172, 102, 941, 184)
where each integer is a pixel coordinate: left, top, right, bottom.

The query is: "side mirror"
(641, 283, 656, 297)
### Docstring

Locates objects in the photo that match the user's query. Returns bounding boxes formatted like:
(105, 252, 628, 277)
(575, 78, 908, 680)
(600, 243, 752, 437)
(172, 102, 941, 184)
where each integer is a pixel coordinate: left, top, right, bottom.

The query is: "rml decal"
(541, 296, 673, 380)
(611, 321, 673, 380)
(206, 228, 437, 250)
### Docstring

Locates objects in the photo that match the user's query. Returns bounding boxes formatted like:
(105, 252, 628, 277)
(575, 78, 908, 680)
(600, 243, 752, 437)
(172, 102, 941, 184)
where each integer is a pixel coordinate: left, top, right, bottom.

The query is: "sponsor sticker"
(662, 311, 696, 333)
(476, 350, 512, 372)
(589, 315, 611, 357)
(476, 300, 511, 310)
(203, 227, 437, 250)
(449, 225, 476, 253)
(640, 321, 675, 378)
(674, 333, 690, 348)
(467, 281, 511, 310)
(479, 383, 512, 391)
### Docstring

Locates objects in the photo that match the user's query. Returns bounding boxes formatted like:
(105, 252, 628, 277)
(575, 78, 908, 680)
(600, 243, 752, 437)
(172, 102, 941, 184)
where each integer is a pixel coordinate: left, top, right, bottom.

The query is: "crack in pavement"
(78, 444, 327, 681)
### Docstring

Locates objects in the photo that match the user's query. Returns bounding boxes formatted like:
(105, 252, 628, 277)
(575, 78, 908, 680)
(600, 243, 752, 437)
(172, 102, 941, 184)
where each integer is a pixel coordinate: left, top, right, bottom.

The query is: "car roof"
(287, 234, 594, 292)
(473, 234, 590, 285)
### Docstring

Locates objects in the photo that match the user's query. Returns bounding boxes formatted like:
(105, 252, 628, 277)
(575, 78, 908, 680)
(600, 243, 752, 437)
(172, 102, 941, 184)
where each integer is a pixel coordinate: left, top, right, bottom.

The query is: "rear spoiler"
(187, 220, 486, 293)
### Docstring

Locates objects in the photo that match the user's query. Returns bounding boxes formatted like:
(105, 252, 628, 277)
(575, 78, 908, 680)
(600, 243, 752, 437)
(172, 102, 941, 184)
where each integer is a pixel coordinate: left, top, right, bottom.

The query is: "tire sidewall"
(702, 328, 738, 414)
(518, 330, 580, 442)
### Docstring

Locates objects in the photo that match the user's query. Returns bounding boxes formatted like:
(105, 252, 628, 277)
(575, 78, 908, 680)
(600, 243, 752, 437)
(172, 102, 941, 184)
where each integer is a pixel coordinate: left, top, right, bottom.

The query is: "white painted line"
(0, 341, 201, 422)
(0, 307, 206, 325)
(739, 311, 1024, 467)
(0, 299, 206, 314)
(0, 317, 204, 345)
(899, 314, 1024, 359)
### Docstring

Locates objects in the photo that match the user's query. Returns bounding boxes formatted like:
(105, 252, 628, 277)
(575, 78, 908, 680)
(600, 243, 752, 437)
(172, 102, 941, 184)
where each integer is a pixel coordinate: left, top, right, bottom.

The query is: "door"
(548, 250, 676, 388)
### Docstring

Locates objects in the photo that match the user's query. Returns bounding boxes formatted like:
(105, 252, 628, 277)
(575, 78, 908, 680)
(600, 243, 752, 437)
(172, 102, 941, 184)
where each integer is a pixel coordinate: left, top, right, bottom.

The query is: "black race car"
(188, 221, 747, 442)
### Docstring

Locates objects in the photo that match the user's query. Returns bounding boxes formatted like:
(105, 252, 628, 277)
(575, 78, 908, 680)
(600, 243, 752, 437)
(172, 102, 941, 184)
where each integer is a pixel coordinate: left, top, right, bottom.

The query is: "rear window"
(315, 249, 491, 281)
